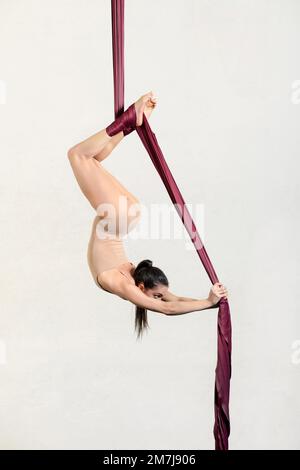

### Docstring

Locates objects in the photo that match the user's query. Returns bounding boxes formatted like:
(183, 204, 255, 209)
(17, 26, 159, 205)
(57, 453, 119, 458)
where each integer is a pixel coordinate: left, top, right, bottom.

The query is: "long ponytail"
(133, 259, 169, 340)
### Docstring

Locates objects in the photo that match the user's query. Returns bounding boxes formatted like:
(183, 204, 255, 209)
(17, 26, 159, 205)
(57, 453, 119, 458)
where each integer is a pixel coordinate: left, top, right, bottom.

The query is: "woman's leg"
(69, 91, 157, 163)
(67, 142, 139, 211)
(68, 128, 120, 161)
(67, 92, 157, 209)
(93, 131, 124, 162)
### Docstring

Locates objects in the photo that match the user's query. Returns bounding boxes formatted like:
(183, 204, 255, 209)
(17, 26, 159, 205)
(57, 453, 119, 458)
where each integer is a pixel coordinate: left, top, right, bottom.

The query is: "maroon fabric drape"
(110, 0, 232, 450)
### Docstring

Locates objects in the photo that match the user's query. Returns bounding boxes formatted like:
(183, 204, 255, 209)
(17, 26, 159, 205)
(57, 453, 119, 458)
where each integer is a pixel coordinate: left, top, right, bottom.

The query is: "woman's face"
(138, 283, 169, 299)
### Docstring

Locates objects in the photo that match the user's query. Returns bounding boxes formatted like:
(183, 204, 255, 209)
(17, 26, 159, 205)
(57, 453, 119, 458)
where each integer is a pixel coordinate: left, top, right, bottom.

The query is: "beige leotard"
(87, 203, 141, 293)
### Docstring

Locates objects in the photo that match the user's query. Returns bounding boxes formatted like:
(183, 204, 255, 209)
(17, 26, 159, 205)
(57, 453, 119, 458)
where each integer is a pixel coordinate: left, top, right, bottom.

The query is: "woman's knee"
(67, 146, 86, 163)
(67, 147, 78, 161)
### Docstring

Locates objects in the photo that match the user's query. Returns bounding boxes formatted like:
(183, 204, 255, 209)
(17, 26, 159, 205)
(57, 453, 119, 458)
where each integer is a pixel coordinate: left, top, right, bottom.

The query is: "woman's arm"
(162, 290, 199, 302)
(163, 298, 214, 315)
(112, 281, 215, 315)
(162, 290, 213, 315)
(161, 283, 228, 315)
(112, 281, 172, 315)
(111, 278, 227, 316)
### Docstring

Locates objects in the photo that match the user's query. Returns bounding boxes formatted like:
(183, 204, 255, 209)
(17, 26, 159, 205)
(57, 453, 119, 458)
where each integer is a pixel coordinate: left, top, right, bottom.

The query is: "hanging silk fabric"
(110, 0, 232, 451)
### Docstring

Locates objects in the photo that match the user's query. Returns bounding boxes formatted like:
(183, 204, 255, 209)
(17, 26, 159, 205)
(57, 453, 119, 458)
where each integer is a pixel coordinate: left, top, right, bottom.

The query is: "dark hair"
(132, 259, 169, 340)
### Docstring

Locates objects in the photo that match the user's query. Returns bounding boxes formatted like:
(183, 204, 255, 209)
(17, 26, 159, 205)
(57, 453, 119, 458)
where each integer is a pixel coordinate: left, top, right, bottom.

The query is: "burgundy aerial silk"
(110, 0, 232, 451)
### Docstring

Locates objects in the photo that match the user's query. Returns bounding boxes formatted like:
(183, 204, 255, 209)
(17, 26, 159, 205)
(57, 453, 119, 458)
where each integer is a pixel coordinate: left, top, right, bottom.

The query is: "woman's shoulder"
(97, 268, 134, 293)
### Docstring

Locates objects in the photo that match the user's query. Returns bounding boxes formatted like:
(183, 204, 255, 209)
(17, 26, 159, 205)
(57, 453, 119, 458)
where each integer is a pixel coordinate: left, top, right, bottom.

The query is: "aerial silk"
(110, 0, 232, 451)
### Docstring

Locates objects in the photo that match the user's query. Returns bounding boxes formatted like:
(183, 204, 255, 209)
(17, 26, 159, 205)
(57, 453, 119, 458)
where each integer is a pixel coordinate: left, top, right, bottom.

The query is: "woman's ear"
(138, 282, 145, 292)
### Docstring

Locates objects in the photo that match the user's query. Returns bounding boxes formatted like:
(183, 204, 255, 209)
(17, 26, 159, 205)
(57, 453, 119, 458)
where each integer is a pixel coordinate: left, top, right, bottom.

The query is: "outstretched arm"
(162, 290, 199, 302)
(112, 281, 220, 316)
(161, 283, 228, 316)
(110, 277, 228, 316)
(163, 290, 213, 315)
(112, 280, 172, 315)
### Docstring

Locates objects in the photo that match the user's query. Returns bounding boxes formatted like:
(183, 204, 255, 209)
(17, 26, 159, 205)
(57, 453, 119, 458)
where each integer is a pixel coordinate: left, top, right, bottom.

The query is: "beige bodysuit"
(87, 203, 141, 292)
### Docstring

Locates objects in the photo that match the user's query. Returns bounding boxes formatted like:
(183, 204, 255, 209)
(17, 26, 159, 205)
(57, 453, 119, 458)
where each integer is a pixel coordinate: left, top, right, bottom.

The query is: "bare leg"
(69, 91, 157, 163)
(67, 92, 157, 209)
(93, 131, 124, 162)
(68, 128, 114, 161)
(68, 143, 138, 210)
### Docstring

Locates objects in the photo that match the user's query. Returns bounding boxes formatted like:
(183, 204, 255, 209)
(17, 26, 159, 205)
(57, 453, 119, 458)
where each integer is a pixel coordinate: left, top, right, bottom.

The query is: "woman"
(67, 91, 228, 338)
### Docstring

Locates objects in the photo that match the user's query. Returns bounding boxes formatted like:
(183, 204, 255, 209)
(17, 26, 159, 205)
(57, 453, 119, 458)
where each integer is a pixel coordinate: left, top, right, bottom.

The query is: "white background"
(0, 0, 299, 449)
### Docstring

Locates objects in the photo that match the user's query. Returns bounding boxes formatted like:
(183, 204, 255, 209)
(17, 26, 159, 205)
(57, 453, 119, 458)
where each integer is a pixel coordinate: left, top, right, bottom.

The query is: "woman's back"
(87, 215, 134, 289)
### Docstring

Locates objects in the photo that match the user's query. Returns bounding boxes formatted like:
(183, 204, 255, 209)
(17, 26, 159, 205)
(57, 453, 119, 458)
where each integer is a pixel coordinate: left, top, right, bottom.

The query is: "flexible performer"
(67, 91, 228, 338)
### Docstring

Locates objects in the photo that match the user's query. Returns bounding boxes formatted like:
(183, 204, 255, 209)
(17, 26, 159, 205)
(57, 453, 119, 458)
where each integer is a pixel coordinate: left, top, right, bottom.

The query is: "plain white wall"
(0, 0, 299, 450)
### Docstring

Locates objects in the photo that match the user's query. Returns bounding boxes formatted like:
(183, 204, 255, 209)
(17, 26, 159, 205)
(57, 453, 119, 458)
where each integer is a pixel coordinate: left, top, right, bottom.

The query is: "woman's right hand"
(207, 282, 228, 306)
